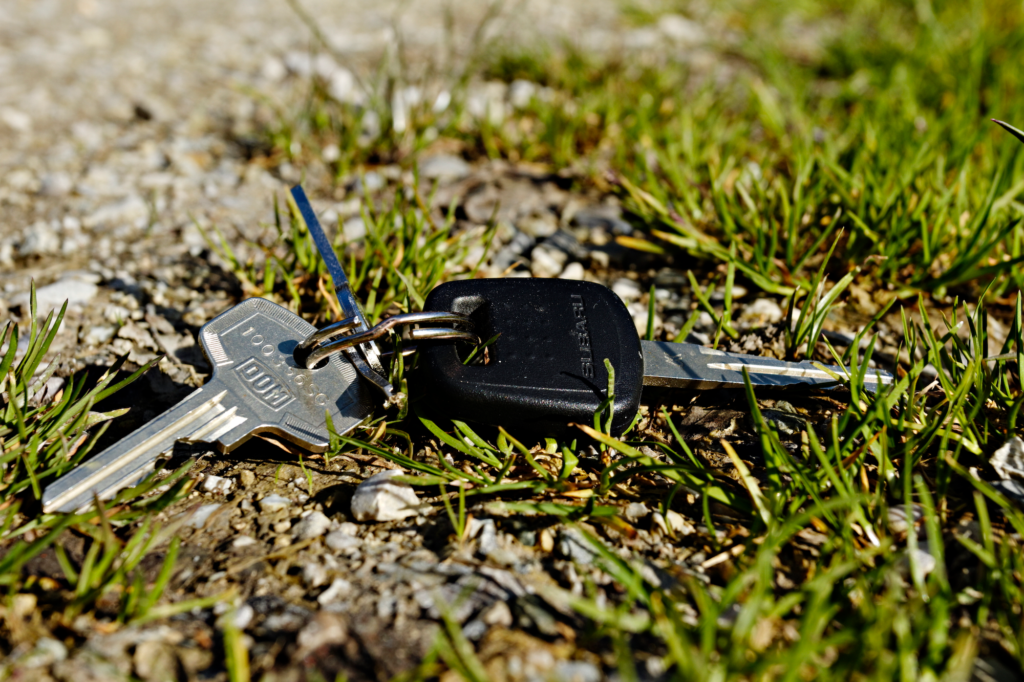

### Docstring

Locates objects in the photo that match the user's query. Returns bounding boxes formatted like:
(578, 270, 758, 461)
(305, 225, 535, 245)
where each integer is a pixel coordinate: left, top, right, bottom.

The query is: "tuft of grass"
(0, 285, 198, 632)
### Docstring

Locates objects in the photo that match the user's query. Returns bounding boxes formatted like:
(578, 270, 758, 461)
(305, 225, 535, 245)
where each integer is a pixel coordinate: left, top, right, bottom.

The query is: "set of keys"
(41, 186, 893, 513)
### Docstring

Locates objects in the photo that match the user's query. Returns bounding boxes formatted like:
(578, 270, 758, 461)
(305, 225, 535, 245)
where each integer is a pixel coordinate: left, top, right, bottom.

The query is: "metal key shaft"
(43, 297, 372, 513)
(44, 388, 242, 513)
(641, 341, 892, 390)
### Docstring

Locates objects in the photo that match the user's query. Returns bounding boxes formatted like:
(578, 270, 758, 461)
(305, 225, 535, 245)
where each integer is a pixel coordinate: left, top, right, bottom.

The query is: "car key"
(418, 278, 892, 436)
(43, 297, 372, 513)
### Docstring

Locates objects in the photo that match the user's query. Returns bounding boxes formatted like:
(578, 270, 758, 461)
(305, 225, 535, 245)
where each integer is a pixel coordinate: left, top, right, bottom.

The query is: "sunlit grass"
(256, 0, 1024, 677)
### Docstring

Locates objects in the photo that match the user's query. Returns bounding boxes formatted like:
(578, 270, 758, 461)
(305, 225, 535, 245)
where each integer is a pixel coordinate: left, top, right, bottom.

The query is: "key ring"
(298, 311, 476, 368)
(295, 316, 361, 355)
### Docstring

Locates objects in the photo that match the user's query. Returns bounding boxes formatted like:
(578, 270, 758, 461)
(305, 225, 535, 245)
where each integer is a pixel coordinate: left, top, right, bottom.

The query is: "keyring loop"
(295, 316, 361, 354)
(301, 311, 476, 368)
(408, 327, 478, 342)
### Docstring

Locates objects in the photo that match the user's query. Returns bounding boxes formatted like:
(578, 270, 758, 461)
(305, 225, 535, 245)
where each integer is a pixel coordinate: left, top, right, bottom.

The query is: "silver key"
(642, 341, 892, 390)
(43, 297, 372, 513)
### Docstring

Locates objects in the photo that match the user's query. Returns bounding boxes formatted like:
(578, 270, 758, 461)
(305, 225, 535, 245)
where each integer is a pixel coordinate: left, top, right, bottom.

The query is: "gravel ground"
(0, 2, 899, 680)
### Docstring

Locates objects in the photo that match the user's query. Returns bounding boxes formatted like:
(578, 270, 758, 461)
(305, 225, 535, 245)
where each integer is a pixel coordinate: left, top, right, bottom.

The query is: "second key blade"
(641, 340, 893, 391)
(42, 387, 245, 513)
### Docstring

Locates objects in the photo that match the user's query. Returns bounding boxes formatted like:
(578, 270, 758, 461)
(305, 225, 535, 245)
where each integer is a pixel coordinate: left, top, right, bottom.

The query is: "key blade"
(43, 297, 374, 514)
(641, 340, 893, 391)
(42, 388, 238, 513)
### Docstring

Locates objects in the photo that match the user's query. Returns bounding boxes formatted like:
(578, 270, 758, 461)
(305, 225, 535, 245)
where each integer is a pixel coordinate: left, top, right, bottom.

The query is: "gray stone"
(508, 79, 537, 108)
(559, 262, 585, 280)
(20, 220, 61, 256)
(328, 68, 360, 104)
(517, 212, 559, 238)
(0, 108, 30, 133)
(478, 519, 499, 556)
(5, 168, 36, 191)
(302, 561, 329, 588)
(133, 640, 179, 682)
(531, 243, 566, 278)
(103, 304, 132, 324)
(39, 172, 73, 196)
(258, 494, 291, 514)
(739, 298, 785, 328)
(544, 230, 587, 259)
(490, 230, 536, 273)
(222, 604, 254, 630)
(461, 618, 487, 640)
(994, 479, 1024, 505)
(11, 274, 99, 311)
(325, 530, 361, 553)
(624, 502, 649, 521)
(658, 14, 705, 45)
(481, 600, 513, 627)
(117, 322, 156, 349)
(611, 277, 642, 302)
(186, 503, 222, 529)
(628, 300, 659, 335)
(666, 510, 695, 535)
(201, 474, 233, 495)
(293, 510, 331, 540)
(465, 516, 487, 539)
(83, 195, 149, 229)
(900, 544, 937, 584)
(351, 469, 421, 522)
(15, 637, 68, 669)
(317, 577, 354, 605)
(350, 171, 384, 195)
(419, 154, 470, 181)
(887, 504, 923, 534)
(32, 376, 65, 405)
(342, 215, 367, 241)
(992, 436, 1024, 480)
(559, 528, 597, 563)
(553, 660, 601, 682)
(83, 325, 116, 346)
(263, 610, 310, 633)
(571, 206, 633, 235)
(297, 612, 347, 654)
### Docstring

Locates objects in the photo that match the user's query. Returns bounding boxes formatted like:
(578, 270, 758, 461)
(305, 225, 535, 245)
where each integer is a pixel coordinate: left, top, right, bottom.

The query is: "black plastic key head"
(419, 278, 644, 436)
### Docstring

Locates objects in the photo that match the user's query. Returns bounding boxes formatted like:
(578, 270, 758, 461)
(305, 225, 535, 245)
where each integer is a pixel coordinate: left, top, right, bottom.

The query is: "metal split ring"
(299, 311, 476, 368)
(296, 317, 360, 355)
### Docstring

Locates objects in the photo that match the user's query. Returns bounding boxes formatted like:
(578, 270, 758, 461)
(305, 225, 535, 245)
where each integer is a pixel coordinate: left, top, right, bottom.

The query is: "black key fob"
(419, 278, 643, 437)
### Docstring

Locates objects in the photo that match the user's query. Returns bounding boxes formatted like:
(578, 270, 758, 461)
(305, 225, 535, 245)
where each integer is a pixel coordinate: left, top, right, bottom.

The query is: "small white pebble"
(666, 510, 695, 535)
(293, 511, 332, 540)
(350, 470, 421, 522)
(559, 262, 585, 280)
(317, 578, 354, 605)
(611, 277, 642, 302)
(624, 502, 650, 521)
(259, 494, 291, 513)
(202, 474, 233, 495)
(186, 504, 222, 529)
